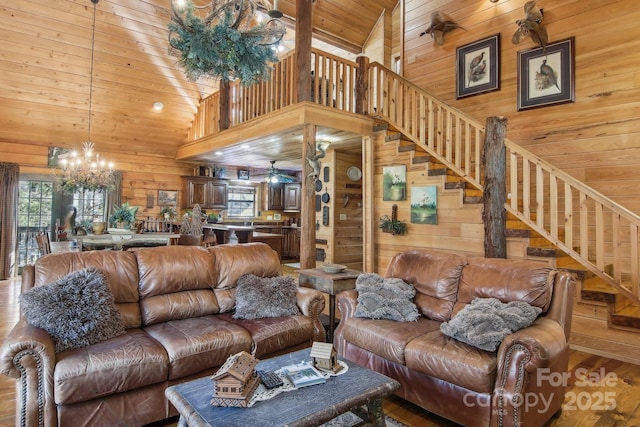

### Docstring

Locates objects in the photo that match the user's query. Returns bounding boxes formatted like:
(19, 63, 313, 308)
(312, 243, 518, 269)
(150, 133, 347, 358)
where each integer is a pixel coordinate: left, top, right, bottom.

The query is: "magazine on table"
(279, 362, 327, 388)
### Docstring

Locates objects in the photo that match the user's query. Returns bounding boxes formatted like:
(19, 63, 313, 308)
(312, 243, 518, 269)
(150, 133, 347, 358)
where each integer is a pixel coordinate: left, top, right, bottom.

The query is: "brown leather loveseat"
(335, 249, 575, 427)
(1, 243, 325, 426)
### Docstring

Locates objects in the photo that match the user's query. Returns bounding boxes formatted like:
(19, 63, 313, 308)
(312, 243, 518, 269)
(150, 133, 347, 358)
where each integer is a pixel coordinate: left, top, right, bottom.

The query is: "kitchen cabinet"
(182, 176, 228, 209)
(283, 183, 301, 212)
(262, 182, 301, 211)
(264, 183, 285, 210)
(282, 227, 301, 258)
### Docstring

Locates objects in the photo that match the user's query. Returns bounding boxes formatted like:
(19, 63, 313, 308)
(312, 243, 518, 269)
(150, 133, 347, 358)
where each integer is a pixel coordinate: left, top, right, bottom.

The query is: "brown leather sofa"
(335, 249, 575, 427)
(1, 242, 325, 427)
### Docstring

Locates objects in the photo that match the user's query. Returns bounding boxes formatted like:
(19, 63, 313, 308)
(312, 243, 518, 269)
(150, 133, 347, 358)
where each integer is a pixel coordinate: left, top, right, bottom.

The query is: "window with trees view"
(17, 179, 107, 269)
(18, 180, 53, 267)
(227, 185, 257, 217)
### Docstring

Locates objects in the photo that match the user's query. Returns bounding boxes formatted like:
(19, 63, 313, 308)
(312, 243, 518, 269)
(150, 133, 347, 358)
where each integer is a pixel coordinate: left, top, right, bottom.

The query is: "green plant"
(160, 206, 178, 221)
(109, 202, 138, 227)
(379, 215, 407, 235)
(168, 2, 282, 86)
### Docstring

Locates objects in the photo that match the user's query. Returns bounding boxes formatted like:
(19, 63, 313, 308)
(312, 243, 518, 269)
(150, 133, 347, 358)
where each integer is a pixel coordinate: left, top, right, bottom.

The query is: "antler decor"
(168, 0, 285, 85)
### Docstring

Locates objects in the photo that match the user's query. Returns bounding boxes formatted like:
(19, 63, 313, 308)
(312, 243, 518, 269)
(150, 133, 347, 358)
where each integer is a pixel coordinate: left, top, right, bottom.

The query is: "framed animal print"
(456, 34, 500, 99)
(517, 37, 575, 111)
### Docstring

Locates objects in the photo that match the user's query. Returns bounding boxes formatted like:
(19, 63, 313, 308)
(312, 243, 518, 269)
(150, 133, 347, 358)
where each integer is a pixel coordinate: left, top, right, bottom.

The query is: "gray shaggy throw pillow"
(19, 268, 126, 353)
(233, 274, 300, 320)
(355, 273, 420, 322)
(440, 298, 542, 352)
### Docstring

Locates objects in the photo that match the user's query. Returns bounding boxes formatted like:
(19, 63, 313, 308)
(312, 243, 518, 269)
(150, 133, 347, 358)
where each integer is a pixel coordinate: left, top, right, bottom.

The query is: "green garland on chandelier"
(168, 1, 284, 86)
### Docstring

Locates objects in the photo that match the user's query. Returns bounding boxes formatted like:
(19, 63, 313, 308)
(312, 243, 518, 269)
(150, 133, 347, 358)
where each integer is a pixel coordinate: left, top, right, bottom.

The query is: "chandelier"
(168, 0, 286, 86)
(58, 0, 116, 194)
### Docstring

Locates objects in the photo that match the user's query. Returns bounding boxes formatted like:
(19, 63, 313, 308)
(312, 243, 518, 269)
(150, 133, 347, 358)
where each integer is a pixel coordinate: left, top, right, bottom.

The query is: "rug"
(320, 409, 407, 427)
(283, 262, 301, 269)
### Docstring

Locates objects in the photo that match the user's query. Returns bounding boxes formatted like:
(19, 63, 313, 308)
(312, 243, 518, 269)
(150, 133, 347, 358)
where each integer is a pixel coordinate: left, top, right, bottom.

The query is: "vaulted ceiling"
(0, 0, 397, 169)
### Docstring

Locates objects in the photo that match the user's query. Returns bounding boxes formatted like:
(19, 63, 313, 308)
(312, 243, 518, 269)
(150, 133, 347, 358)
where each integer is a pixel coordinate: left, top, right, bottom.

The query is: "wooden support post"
(295, 0, 312, 103)
(300, 124, 317, 269)
(219, 80, 230, 130)
(483, 116, 508, 258)
(356, 56, 369, 115)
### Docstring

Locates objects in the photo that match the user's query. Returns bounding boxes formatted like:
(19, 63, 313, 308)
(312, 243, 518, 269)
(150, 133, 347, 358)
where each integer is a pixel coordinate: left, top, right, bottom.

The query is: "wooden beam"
(295, 0, 312, 103)
(301, 124, 317, 269)
(482, 116, 508, 259)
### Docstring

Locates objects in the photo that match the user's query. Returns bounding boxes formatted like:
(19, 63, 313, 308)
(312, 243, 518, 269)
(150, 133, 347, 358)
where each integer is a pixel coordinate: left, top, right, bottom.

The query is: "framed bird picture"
(456, 34, 500, 99)
(517, 37, 575, 111)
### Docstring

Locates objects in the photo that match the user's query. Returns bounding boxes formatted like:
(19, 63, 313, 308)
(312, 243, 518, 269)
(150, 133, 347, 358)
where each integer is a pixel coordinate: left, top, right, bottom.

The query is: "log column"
(482, 116, 508, 258)
(300, 124, 317, 269)
(219, 80, 230, 130)
(296, 0, 316, 269)
(295, 0, 312, 103)
(355, 56, 369, 115)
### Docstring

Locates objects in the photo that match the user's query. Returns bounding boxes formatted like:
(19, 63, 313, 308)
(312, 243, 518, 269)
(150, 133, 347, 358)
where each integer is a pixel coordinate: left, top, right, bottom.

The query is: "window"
(17, 180, 54, 267)
(73, 189, 106, 229)
(227, 185, 257, 218)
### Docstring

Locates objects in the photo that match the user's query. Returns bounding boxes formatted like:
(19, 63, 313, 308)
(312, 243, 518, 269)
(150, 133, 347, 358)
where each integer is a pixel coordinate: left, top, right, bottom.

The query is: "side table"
(298, 268, 361, 342)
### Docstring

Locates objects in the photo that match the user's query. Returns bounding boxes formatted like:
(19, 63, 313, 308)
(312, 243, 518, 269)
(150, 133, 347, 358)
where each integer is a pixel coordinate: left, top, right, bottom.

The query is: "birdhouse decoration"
(310, 342, 342, 374)
(211, 351, 260, 407)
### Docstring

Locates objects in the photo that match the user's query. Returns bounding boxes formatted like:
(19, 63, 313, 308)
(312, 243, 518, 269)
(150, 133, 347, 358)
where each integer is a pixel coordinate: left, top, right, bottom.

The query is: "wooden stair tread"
(614, 306, 640, 317)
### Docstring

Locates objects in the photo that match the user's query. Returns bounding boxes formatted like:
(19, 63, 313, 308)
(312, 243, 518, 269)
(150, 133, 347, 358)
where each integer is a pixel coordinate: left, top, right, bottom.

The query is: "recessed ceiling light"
(153, 101, 164, 111)
(215, 151, 223, 156)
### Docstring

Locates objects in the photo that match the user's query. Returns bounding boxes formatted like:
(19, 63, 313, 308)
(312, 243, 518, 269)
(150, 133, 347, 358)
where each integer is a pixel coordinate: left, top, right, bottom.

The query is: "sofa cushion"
(441, 298, 542, 351)
(385, 249, 466, 322)
(454, 257, 555, 316)
(209, 242, 282, 290)
(143, 316, 252, 380)
(341, 316, 441, 365)
(53, 329, 169, 405)
(136, 246, 220, 325)
(20, 268, 126, 353)
(233, 274, 300, 320)
(354, 273, 419, 322)
(219, 312, 315, 358)
(33, 250, 141, 328)
(405, 330, 498, 394)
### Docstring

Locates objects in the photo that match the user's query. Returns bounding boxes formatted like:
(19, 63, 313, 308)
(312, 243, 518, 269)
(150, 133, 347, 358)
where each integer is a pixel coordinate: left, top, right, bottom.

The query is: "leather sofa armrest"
(0, 319, 57, 427)
(296, 287, 326, 342)
(334, 290, 358, 355)
(492, 318, 569, 427)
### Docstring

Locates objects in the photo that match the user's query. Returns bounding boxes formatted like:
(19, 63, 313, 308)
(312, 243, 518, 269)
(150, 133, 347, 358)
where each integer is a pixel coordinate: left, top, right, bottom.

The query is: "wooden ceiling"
(0, 0, 397, 170)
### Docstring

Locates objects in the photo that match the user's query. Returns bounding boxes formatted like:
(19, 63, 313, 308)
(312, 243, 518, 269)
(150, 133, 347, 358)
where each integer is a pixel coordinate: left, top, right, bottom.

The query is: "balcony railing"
(187, 49, 359, 141)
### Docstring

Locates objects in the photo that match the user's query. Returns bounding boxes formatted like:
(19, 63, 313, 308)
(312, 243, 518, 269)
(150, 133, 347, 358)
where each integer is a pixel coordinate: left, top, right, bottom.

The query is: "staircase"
(365, 61, 640, 347)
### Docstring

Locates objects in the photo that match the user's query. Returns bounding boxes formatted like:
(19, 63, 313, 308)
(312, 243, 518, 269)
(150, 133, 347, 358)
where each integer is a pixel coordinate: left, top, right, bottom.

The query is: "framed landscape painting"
(456, 34, 500, 99)
(382, 165, 406, 201)
(158, 190, 178, 206)
(411, 186, 438, 225)
(517, 37, 575, 111)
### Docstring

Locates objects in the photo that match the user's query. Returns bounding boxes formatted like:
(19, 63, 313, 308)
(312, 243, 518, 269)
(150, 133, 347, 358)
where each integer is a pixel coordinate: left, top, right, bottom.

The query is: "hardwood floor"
(2, 274, 640, 427)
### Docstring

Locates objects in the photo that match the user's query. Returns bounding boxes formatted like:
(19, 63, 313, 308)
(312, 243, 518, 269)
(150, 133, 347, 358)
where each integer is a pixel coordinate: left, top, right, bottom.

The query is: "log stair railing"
(366, 61, 640, 309)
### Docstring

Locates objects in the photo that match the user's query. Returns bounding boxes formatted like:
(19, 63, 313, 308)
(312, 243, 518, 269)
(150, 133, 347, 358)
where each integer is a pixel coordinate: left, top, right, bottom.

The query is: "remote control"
(256, 370, 284, 389)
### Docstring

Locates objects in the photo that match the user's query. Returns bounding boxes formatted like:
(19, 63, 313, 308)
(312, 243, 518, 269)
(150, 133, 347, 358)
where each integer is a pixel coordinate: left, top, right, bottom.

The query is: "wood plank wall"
(402, 0, 640, 217)
(372, 136, 487, 274)
(333, 151, 364, 271)
(2, 140, 195, 221)
(363, 9, 392, 69)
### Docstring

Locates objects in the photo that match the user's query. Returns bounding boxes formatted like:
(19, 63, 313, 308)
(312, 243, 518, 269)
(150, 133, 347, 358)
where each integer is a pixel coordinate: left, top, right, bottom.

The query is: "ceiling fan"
(265, 160, 297, 183)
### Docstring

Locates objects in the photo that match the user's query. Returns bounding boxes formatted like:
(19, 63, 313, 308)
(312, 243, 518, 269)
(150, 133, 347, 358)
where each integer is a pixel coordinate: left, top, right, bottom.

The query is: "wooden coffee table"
(165, 348, 399, 427)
